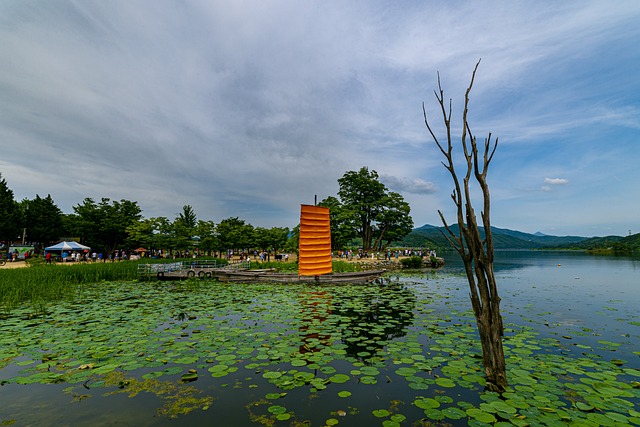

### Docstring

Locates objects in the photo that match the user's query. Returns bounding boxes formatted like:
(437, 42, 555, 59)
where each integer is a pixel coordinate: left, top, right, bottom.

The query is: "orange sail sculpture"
(298, 204, 333, 277)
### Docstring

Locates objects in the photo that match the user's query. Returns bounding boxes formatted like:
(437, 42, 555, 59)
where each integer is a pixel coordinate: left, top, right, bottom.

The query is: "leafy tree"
(423, 60, 507, 391)
(150, 217, 173, 253)
(172, 205, 198, 250)
(371, 191, 414, 250)
(254, 226, 290, 255)
(338, 167, 387, 251)
(126, 217, 167, 251)
(195, 220, 217, 254)
(216, 217, 254, 252)
(336, 167, 413, 251)
(176, 205, 197, 228)
(21, 194, 64, 247)
(0, 173, 22, 249)
(318, 196, 357, 250)
(72, 198, 142, 253)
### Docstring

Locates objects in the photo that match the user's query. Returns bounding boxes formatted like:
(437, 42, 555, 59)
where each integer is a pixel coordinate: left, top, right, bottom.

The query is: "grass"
(0, 261, 138, 313)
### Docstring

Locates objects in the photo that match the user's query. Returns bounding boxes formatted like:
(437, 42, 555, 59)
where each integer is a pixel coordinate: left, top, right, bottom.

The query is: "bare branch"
(423, 103, 447, 158)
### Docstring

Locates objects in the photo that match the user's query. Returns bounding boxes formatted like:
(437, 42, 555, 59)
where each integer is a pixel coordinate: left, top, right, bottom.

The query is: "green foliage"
(20, 194, 64, 247)
(332, 260, 359, 272)
(69, 198, 142, 253)
(126, 217, 171, 251)
(318, 196, 357, 250)
(251, 261, 297, 272)
(0, 173, 22, 247)
(400, 256, 423, 269)
(216, 217, 254, 251)
(323, 167, 413, 252)
(0, 262, 140, 312)
(171, 205, 198, 249)
(194, 220, 217, 252)
(253, 226, 290, 252)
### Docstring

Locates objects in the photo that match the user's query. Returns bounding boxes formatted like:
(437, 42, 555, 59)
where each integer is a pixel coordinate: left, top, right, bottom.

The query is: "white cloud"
(544, 178, 569, 185)
(380, 175, 437, 195)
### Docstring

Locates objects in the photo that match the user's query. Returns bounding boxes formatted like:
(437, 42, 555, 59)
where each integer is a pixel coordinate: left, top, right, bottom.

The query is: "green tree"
(254, 227, 290, 254)
(21, 194, 64, 247)
(172, 205, 198, 250)
(195, 220, 217, 254)
(125, 217, 169, 252)
(337, 167, 412, 251)
(318, 196, 357, 250)
(0, 173, 22, 249)
(371, 191, 414, 250)
(216, 217, 254, 252)
(72, 198, 142, 252)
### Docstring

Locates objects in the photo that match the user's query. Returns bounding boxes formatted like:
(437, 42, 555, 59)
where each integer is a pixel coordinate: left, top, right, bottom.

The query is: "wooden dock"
(137, 260, 251, 281)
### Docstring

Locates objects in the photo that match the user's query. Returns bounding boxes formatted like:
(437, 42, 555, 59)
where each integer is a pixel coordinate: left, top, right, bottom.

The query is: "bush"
(400, 256, 423, 269)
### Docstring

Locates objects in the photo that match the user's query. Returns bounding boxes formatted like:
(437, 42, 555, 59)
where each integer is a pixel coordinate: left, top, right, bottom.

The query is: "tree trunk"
(362, 220, 373, 251)
(424, 59, 508, 392)
(371, 224, 388, 251)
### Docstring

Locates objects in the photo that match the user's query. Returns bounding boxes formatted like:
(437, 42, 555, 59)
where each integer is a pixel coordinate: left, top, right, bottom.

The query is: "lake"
(1, 251, 639, 426)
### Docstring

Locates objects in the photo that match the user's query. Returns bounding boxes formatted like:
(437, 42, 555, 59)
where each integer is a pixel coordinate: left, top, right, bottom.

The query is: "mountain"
(399, 224, 590, 250)
(555, 234, 640, 251)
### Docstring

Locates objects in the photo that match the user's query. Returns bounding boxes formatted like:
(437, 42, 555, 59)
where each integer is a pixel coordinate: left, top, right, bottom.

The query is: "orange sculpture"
(298, 204, 333, 276)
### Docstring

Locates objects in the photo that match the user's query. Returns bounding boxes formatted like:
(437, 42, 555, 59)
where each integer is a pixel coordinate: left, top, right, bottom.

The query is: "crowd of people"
(334, 248, 437, 261)
(42, 249, 137, 264)
(3, 244, 437, 266)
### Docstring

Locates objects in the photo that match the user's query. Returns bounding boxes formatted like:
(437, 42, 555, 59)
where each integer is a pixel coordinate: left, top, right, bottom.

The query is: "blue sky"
(1, 1, 639, 237)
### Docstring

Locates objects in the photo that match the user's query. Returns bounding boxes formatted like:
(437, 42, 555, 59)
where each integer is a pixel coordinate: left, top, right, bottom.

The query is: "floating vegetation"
(101, 371, 213, 418)
(0, 274, 639, 426)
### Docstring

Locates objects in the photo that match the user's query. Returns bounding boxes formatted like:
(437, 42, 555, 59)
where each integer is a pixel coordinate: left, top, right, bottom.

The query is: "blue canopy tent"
(44, 241, 91, 262)
(45, 241, 91, 253)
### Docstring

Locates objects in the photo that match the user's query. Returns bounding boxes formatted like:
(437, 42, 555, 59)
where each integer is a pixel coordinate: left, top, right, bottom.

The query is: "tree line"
(0, 168, 414, 257)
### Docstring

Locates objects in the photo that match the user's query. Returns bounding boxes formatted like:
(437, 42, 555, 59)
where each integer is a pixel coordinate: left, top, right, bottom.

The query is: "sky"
(1, 1, 639, 238)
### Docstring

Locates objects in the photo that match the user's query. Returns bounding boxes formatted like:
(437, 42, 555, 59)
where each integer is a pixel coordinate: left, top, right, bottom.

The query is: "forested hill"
(399, 224, 603, 250)
(555, 233, 640, 251)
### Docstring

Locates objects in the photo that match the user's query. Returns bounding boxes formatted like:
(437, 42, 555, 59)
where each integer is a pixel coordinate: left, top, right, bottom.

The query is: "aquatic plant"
(0, 262, 138, 312)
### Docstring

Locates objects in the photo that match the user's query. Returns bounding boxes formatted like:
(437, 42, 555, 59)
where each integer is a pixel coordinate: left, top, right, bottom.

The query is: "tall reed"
(0, 262, 138, 313)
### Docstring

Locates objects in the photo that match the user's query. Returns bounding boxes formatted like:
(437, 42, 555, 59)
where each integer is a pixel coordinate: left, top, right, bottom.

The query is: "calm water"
(1, 251, 639, 426)
(444, 251, 640, 347)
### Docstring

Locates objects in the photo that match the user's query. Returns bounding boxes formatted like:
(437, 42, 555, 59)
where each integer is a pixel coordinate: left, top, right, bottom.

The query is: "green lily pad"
(414, 398, 440, 409)
(372, 409, 391, 418)
(466, 408, 497, 423)
(329, 373, 350, 384)
(435, 377, 456, 388)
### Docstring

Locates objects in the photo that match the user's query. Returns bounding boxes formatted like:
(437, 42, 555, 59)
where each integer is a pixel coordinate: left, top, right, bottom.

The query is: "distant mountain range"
(399, 224, 639, 251)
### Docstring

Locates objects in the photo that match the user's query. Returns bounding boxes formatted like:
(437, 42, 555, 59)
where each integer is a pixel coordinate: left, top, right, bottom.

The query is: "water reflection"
(330, 284, 416, 361)
(298, 290, 333, 355)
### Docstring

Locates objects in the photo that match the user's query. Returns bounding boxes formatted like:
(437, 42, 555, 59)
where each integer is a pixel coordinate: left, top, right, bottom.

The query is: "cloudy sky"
(2, 1, 639, 237)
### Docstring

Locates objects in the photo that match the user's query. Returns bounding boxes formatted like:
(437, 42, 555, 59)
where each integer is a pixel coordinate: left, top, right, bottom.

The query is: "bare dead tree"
(423, 59, 508, 392)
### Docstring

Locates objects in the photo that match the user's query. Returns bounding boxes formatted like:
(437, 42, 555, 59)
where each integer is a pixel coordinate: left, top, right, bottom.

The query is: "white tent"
(44, 241, 91, 252)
